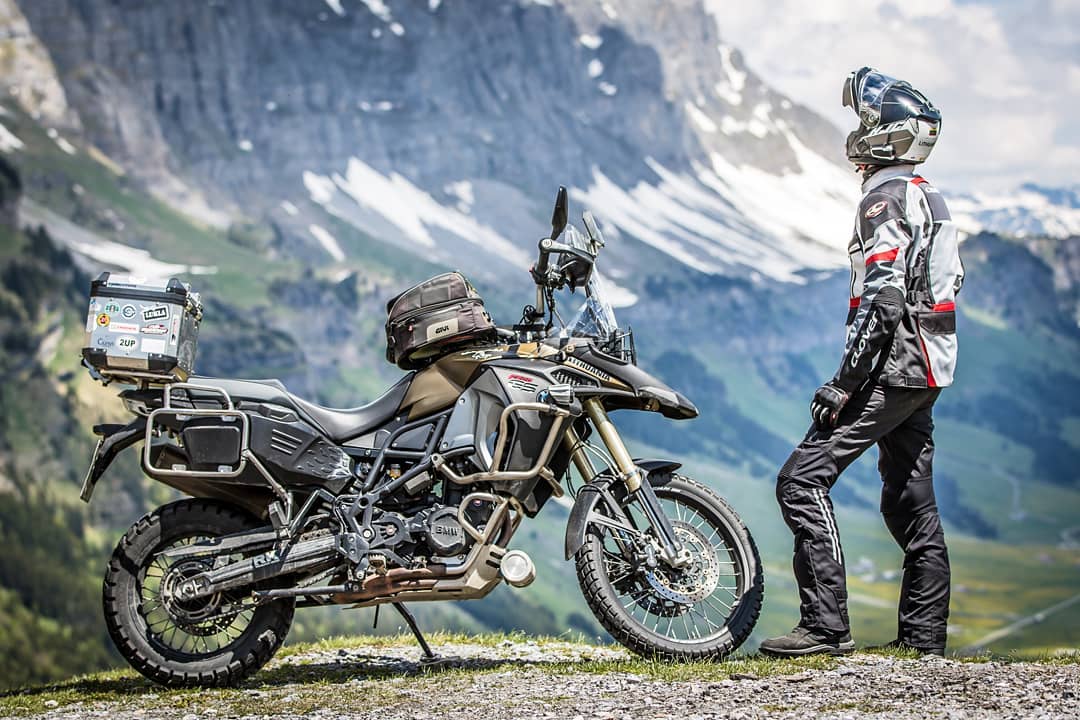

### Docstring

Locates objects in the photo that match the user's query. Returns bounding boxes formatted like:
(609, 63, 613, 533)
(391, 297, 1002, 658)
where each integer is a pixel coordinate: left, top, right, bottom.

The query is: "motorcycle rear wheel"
(103, 498, 294, 687)
(575, 475, 763, 660)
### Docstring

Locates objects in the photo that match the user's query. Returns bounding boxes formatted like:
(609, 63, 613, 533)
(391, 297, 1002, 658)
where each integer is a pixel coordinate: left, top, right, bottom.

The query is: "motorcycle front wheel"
(103, 498, 294, 687)
(575, 474, 763, 660)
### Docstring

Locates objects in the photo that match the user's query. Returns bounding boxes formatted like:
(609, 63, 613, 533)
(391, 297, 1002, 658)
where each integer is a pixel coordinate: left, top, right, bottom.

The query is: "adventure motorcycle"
(79, 188, 763, 687)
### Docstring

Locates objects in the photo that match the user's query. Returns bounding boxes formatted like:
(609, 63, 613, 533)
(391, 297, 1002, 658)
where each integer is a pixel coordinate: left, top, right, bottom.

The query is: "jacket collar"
(862, 164, 918, 193)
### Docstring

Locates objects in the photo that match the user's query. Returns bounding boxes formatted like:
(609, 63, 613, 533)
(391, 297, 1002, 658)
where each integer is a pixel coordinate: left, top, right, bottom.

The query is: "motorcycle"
(79, 188, 763, 687)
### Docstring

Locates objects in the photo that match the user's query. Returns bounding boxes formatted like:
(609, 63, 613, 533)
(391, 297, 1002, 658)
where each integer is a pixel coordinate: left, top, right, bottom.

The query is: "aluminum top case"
(82, 272, 202, 383)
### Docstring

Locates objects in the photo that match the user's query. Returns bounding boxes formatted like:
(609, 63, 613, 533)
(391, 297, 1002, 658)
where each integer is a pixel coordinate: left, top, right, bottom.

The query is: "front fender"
(563, 458, 681, 560)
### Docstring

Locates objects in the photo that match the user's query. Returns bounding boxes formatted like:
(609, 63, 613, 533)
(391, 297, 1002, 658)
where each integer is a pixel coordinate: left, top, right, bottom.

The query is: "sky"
(706, 0, 1080, 193)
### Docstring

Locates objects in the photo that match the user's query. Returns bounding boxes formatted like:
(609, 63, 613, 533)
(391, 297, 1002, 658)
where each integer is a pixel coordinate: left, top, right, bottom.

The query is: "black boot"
(867, 639, 944, 657)
(760, 626, 855, 657)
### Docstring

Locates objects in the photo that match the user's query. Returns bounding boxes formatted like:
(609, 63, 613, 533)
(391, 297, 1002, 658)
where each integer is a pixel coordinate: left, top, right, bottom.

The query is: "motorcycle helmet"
(842, 67, 941, 166)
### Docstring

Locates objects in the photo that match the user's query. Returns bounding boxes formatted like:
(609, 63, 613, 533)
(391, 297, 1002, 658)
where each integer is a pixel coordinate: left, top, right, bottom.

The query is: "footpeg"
(500, 549, 536, 588)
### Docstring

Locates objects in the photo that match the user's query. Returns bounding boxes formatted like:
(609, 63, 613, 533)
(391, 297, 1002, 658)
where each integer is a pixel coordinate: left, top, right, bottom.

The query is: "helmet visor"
(843, 68, 900, 127)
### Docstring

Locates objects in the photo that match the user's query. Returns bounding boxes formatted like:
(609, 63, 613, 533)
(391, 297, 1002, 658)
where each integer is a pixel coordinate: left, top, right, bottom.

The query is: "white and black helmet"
(843, 67, 941, 166)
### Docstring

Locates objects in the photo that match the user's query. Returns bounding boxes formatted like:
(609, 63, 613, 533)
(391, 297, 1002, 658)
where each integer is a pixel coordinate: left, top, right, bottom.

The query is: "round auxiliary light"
(500, 549, 536, 588)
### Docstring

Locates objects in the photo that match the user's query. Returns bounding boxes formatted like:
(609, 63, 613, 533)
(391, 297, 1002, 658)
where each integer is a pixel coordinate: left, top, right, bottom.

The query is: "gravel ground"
(4, 639, 1078, 720)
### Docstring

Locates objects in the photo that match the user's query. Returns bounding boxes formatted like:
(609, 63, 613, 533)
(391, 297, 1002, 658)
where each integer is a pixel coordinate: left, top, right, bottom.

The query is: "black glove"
(811, 382, 850, 430)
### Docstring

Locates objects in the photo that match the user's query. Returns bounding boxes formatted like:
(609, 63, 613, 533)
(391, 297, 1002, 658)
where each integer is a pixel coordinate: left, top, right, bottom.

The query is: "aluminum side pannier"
(385, 271, 496, 369)
(82, 272, 202, 382)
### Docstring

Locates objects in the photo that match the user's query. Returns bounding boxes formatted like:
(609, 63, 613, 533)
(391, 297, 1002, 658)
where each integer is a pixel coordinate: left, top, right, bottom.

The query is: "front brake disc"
(641, 521, 721, 606)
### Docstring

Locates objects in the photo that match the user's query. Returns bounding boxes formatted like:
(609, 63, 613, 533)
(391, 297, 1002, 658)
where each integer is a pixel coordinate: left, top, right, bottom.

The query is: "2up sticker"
(116, 335, 138, 353)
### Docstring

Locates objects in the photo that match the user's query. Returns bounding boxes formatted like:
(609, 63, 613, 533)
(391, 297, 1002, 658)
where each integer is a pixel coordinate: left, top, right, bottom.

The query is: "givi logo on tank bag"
(426, 318, 459, 341)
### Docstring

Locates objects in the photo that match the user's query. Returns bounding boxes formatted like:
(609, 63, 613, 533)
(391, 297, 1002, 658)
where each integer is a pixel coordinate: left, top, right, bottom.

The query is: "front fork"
(567, 398, 690, 568)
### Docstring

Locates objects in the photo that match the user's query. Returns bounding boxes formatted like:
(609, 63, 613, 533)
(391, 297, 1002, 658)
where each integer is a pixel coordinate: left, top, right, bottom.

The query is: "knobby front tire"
(575, 475, 764, 660)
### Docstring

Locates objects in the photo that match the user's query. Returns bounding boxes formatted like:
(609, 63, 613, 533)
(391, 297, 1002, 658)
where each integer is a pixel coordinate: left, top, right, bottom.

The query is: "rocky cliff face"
(16, 0, 857, 283)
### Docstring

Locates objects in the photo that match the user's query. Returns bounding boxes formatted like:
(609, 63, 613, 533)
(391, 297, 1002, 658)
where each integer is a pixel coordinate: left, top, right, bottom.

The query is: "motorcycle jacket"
(837, 164, 963, 392)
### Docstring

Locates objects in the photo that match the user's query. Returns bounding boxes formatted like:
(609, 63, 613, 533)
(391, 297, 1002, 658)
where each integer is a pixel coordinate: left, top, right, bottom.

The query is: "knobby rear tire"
(575, 475, 764, 661)
(103, 498, 294, 687)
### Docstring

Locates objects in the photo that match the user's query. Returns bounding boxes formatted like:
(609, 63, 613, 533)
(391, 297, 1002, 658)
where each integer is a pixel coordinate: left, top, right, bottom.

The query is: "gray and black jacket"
(837, 164, 963, 391)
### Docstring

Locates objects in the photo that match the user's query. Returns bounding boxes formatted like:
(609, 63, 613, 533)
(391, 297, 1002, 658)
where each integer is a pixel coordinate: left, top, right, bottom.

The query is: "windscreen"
(567, 273, 618, 339)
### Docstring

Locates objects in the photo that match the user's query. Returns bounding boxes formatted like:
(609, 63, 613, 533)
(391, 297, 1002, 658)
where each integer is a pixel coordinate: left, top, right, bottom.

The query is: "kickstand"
(390, 604, 453, 669)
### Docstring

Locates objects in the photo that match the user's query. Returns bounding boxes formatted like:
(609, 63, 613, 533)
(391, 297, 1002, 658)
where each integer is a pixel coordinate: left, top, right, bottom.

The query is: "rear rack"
(83, 358, 186, 388)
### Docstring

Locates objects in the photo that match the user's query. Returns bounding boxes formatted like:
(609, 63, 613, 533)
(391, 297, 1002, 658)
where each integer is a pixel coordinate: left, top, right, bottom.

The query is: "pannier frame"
(142, 383, 250, 480)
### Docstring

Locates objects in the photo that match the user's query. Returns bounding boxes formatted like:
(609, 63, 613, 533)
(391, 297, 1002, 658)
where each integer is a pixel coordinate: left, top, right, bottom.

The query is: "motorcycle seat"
(189, 373, 414, 443)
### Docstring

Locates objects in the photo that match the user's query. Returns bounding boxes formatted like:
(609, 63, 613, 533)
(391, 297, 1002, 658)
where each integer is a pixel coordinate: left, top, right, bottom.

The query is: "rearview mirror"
(550, 186, 568, 240)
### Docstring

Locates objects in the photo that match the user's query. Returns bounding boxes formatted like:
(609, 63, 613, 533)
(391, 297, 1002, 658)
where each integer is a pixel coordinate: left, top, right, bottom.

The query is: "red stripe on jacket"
(932, 301, 955, 312)
(918, 329, 938, 388)
(865, 247, 900, 265)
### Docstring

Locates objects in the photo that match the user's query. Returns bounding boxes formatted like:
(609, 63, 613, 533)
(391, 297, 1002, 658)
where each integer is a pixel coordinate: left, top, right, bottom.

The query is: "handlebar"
(534, 238, 553, 277)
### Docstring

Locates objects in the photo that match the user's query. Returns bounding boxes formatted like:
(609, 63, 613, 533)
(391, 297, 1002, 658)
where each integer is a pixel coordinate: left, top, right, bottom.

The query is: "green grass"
(1, 100, 290, 307)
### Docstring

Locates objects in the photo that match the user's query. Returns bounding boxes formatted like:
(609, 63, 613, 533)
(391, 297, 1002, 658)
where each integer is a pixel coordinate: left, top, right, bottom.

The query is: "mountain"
(0, 0, 1077, 689)
(11, 0, 859, 289)
(951, 183, 1080, 239)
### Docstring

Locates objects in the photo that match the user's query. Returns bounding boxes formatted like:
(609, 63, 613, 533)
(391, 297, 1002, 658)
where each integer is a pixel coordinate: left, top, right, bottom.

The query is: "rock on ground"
(4, 640, 1078, 720)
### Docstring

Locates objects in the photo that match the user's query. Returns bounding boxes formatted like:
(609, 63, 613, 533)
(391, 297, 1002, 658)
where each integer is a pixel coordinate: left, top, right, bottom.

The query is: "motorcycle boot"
(760, 626, 855, 657)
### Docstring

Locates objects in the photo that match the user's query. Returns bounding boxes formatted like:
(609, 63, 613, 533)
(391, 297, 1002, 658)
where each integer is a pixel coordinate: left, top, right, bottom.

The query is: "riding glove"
(811, 382, 850, 430)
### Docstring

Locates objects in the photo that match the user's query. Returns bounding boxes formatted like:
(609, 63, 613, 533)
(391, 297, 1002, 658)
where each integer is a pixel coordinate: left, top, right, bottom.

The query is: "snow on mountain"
(12, 0, 861, 290)
(20, 200, 218, 280)
(0, 120, 23, 152)
(576, 129, 857, 282)
(303, 157, 532, 269)
(951, 184, 1080, 239)
(308, 224, 345, 262)
(10, 0, 1072, 303)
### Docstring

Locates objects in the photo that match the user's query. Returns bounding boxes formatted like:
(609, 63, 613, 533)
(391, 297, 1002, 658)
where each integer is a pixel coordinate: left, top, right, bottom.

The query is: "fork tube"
(562, 426, 598, 482)
(582, 397, 688, 566)
(582, 398, 640, 492)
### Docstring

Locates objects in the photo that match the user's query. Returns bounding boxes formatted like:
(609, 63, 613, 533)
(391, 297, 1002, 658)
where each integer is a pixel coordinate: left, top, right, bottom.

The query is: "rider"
(760, 68, 962, 657)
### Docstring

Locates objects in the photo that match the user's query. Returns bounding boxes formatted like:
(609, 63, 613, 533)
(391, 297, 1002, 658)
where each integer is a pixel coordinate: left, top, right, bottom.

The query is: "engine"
(368, 493, 494, 567)
(354, 442, 500, 566)
(423, 506, 468, 556)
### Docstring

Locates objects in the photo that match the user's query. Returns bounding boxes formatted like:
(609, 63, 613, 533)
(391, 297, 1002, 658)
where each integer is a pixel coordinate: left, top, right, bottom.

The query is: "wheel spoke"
(587, 485, 759, 648)
(703, 595, 734, 615)
(135, 533, 261, 657)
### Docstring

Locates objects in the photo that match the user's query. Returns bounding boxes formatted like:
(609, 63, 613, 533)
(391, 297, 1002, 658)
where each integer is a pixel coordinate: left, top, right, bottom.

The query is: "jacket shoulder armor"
(858, 181, 907, 238)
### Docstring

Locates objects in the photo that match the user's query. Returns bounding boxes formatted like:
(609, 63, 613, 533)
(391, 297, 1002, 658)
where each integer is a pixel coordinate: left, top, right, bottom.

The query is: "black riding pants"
(776, 383, 950, 649)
